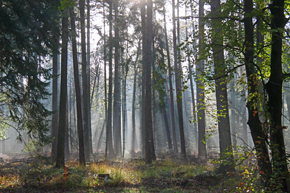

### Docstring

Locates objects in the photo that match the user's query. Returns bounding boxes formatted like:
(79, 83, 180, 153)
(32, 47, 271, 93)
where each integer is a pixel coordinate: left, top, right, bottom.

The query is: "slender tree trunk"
(140, 0, 146, 155)
(163, 6, 177, 153)
(87, 0, 92, 155)
(56, 13, 68, 168)
(244, 0, 271, 186)
(106, 0, 115, 158)
(70, 8, 86, 166)
(175, 0, 186, 159)
(197, 0, 206, 160)
(144, 0, 155, 164)
(65, 99, 69, 157)
(267, 0, 289, 191)
(103, 1, 108, 155)
(211, 0, 234, 171)
(122, 52, 127, 158)
(51, 27, 59, 162)
(131, 43, 140, 154)
(189, 2, 198, 150)
(113, 0, 122, 156)
(80, 0, 90, 161)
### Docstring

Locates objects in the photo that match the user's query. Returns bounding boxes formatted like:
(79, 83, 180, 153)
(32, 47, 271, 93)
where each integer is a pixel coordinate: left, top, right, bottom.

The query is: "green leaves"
(58, 0, 76, 10)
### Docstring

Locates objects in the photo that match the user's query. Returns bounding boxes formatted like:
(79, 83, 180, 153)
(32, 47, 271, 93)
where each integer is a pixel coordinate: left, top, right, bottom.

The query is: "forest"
(0, 0, 290, 192)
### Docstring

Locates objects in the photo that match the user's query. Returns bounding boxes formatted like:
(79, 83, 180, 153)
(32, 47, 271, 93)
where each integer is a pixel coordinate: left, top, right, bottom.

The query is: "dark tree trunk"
(197, 0, 206, 160)
(244, 0, 272, 186)
(140, 0, 146, 155)
(187, 4, 198, 150)
(211, 0, 234, 172)
(106, 0, 115, 158)
(144, 0, 155, 164)
(70, 8, 86, 166)
(87, 0, 92, 155)
(266, 0, 289, 191)
(113, 0, 122, 156)
(175, 0, 186, 159)
(51, 27, 59, 162)
(56, 13, 68, 168)
(103, 0, 108, 154)
(122, 53, 128, 158)
(164, 4, 177, 154)
(80, 0, 90, 161)
(131, 42, 140, 154)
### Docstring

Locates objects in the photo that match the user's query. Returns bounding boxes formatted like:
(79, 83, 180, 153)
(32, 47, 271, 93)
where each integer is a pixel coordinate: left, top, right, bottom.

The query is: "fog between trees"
(1, 0, 290, 191)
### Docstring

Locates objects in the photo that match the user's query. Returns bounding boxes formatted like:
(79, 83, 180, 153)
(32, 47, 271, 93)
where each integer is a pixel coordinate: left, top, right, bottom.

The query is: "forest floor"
(0, 152, 250, 192)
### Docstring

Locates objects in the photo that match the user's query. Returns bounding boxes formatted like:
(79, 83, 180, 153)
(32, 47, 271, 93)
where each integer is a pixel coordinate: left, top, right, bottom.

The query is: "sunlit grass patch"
(0, 174, 21, 189)
(182, 164, 210, 179)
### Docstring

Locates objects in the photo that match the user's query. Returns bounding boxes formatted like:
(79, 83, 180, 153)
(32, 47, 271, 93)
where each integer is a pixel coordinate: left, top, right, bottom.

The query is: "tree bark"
(266, 0, 289, 191)
(51, 26, 59, 162)
(80, 0, 90, 161)
(140, 0, 146, 155)
(113, 0, 122, 156)
(56, 13, 68, 168)
(164, 3, 177, 154)
(106, 0, 115, 158)
(131, 42, 140, 154)
(244, 0, 272, 186)
(87, 0, 92, 155)
(197, 0, 206, 160)
(211, 0, 234, 171)
(144, 0, 155, 164)
(175, 0, 186, 159)
(70, 8, 86, 166)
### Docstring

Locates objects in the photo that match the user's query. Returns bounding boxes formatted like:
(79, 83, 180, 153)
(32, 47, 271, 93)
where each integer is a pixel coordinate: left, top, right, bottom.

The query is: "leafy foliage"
(0, 0, 59, 143)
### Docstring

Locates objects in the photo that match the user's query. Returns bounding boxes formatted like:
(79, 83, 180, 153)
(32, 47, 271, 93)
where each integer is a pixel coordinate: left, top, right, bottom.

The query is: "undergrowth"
(0, 155, 261, 192)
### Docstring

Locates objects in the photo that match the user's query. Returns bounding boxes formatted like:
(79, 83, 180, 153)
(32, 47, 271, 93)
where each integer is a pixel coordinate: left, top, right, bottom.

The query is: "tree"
(80, 0, 90, 160)
(87, 0, 93, 155)
(210, 0, 233, 172)
(197, 0, 207, 160)
(51, 19, 60, 162)
(106, 0, 115, 158)
(243, 0, 272, 186)
(56, 10, 68, 168)
(163, 7, 178, 153)
(113, 0, 122, 156)
(266, 0, 289, 190)
(70, 7, 86, 166)
(175, 0, 186, 159)
(144, 0, 156, 164)
(131, 42, 140, 154)
(0, 0, 58, 147)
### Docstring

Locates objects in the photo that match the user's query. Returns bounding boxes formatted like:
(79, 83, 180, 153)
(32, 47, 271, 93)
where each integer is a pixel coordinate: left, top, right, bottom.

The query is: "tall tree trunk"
(51, 27, 59, 162)
(140, 0, 146, 155)
(70, 8, 86, 166)
(244, 0, 271, 186)
(122, 52, 127, 158)
(211, 0, 234, 170)
(65, 99, 69, 157)
(87, 0, 92, 155)
(56, 13, 68, 168)
(175, 0, 186, 159)
(131, 42, 140, 154)
(187, 4, 198, 151)
(103, 0, 108, 155)
(113, 0, 122, 156)
(197, 0, 206, 160)
(163, 5, 178, 154)
(144, 0, 155, 164)
(80, 0, 90, 161)
(267, 0, 289, 191)
(106, 0, 115, 158)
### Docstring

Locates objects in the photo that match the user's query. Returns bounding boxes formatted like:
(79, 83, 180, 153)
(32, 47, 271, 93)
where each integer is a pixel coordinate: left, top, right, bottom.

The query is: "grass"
(0, 155, 252, 192)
